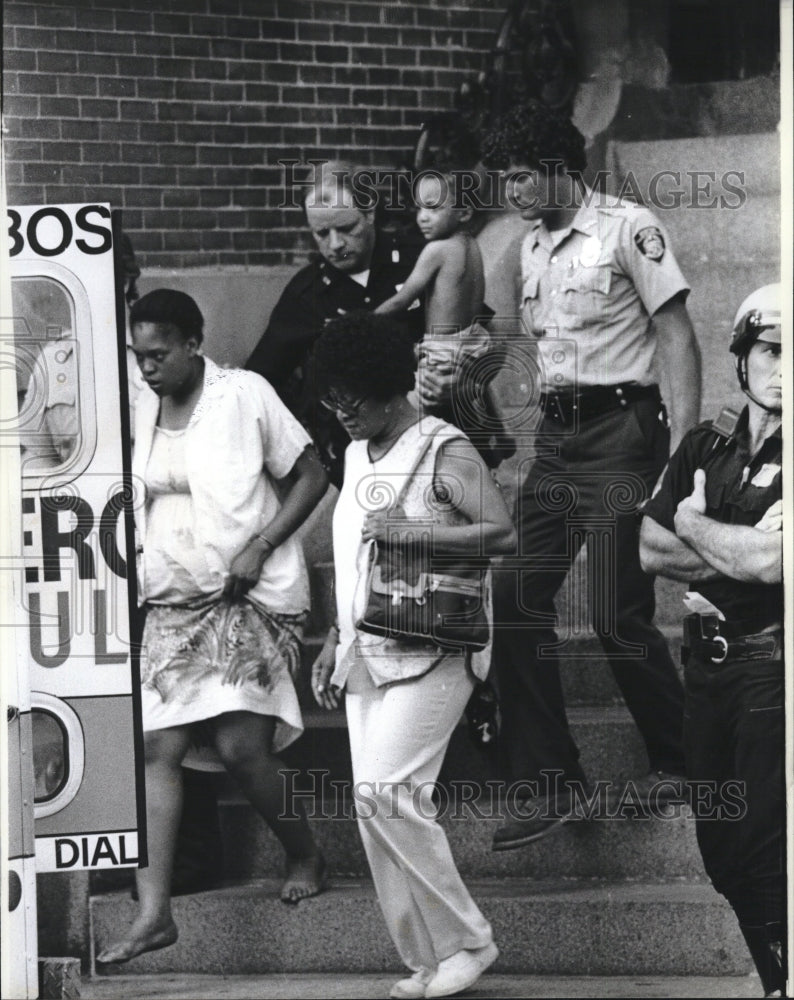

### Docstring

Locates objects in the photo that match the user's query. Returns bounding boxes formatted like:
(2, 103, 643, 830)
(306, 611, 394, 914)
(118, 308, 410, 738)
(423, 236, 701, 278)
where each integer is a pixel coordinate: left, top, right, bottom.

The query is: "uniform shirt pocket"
(727, 480, 782, 523)
(560, 266, 612, 320)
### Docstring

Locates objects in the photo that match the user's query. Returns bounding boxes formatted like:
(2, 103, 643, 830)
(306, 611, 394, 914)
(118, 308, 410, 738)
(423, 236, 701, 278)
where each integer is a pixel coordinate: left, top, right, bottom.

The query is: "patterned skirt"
(141, 596, 306, 758)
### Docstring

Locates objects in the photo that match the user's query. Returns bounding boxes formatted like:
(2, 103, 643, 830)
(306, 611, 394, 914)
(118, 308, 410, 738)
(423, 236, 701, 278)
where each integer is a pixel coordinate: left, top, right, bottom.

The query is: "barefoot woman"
(97, 289, 328, 964)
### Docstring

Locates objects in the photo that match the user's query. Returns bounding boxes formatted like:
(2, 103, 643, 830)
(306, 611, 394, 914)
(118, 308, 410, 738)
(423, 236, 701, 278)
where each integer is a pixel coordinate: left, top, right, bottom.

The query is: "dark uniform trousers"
(493, 392, 686, 790)
(684, 647, 785, 994)
(684, 650, 784, 930)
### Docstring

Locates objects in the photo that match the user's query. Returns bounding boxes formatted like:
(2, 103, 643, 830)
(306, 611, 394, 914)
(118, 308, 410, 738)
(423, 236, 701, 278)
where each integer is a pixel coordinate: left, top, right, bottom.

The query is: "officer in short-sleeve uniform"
(640, 285, 784, 995)
(246, 228, 424, 488)
(520, 198, 688, 390)
(491, 190, 693, 847)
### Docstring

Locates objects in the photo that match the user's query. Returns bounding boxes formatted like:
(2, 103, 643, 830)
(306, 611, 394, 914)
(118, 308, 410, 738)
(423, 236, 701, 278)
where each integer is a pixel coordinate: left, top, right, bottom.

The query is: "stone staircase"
(89, 130, 780, 981)
(90, 561, 751, 978)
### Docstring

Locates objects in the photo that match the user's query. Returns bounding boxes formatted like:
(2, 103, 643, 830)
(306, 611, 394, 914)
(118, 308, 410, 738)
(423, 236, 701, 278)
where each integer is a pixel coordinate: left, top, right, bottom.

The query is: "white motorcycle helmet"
(729, 284, 781, 401)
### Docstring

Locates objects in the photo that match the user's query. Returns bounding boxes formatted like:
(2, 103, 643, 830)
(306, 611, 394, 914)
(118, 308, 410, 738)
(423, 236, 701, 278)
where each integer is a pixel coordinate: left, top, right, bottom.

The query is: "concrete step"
(79, 970, 765, 1000)
(217, 800, 708, 882)
(90, 878, 750, 976)
(279, 706, 650, 792)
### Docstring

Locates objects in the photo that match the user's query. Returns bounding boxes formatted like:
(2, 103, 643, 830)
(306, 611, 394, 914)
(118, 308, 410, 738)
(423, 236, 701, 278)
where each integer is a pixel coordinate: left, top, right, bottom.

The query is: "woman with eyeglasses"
(312, 312, 515, 999)
(96, 289, 328, 966)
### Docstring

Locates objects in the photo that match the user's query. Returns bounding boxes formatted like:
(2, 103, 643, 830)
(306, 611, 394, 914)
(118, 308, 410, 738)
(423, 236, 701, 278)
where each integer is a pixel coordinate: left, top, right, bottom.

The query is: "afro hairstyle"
(314, 311, 417, 402)
(480, 101, 586, 174)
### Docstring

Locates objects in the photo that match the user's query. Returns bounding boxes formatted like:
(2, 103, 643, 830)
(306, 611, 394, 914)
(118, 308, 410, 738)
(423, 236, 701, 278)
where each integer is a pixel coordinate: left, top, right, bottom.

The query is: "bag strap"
(364, 423, 444, 576)
(392, 423, 444, 509)
(363, 423, 442, 578)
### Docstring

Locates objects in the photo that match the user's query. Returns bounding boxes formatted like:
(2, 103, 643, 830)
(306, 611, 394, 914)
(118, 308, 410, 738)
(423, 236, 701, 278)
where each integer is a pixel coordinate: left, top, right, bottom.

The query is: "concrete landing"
(281, 705, 653, 791)
(82, 971, 764, 999)
(217, 801, 708, 882)
(90, 879, 751, 977)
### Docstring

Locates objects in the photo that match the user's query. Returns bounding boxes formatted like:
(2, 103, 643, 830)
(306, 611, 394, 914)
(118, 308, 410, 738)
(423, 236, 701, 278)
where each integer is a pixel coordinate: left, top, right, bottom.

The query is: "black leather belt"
(539, 382, 660, 425)
(682, 613, 782, 666)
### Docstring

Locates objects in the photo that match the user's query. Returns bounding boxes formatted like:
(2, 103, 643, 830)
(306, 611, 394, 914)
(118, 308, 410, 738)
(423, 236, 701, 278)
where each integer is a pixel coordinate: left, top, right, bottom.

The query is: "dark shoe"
(632, 770, 687, 804)
(740, 925, 786, 997)
(492, 791, 582, 851)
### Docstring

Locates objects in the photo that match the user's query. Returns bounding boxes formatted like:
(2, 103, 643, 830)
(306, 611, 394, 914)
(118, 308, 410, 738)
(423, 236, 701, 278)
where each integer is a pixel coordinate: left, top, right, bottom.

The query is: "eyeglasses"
(319, 393, 368, 419)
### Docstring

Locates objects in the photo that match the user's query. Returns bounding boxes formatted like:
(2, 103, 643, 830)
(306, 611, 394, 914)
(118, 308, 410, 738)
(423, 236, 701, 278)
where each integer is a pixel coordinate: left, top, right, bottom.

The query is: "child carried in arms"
(376, 167, 513, 468)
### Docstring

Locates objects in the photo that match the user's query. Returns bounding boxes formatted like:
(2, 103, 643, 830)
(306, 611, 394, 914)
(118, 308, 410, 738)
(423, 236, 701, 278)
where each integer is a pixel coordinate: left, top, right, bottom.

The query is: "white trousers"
(345, 653, 494, 972)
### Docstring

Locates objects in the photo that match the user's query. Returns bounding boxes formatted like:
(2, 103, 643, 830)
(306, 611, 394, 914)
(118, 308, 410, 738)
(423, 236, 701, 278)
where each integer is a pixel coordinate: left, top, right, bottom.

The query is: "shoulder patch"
(750, 463, 781, 488)
(710, 406, 742, 439)
(634, 226, 665, 261)
(698, 407, 742, 455)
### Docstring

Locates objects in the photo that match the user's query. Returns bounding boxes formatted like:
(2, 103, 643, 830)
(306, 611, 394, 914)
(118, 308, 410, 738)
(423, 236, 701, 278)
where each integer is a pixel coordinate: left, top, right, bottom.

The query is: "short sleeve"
(618, 206, 690, 317)
(246, 372, 312, 480)
(642, 429, 700, 532)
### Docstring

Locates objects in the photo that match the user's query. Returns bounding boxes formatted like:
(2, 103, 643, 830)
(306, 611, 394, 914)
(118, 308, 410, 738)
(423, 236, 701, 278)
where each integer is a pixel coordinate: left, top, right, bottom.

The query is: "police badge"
(579, 235, 602, 267)
(634, 226, 666, 261)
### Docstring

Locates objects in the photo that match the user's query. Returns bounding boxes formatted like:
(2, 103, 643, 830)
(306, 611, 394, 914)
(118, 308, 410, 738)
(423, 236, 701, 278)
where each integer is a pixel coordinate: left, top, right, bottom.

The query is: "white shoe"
(424, 942, 499, 998)
(390, 967, 435, 999)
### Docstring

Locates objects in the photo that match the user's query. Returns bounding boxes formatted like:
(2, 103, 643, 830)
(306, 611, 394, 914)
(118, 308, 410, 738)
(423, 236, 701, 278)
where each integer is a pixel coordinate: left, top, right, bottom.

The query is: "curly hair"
(314, 312, 416, 401)
(480, 101, 586, 174)
(129, 288, 204, 345)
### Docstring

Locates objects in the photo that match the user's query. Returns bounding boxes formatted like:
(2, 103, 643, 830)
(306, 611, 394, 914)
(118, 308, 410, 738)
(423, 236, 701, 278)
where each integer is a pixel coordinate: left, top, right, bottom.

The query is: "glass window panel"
(12, 277, 81, 473)
(31, 709, 67, 802)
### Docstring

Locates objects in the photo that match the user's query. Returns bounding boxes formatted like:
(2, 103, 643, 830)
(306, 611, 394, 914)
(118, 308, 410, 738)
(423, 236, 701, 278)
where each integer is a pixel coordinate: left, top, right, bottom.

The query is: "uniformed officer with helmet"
(640, 283, 785, 996)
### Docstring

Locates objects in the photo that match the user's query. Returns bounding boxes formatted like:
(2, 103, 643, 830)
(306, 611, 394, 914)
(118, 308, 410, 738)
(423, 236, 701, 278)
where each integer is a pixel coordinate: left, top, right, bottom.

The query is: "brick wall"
(2, 0, 502, 267)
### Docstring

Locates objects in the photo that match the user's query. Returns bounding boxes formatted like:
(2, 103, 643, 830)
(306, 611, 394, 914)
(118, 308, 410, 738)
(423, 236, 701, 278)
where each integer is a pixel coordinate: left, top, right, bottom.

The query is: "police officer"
(640, 284, 784, 997)
(246, 160, 426, 488)
(480, 102, 702, 848)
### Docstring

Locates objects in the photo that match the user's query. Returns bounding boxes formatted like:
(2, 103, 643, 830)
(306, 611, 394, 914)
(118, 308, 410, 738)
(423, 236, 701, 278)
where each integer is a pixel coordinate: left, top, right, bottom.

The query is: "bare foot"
(96, 918, 178, 967)
(280, 851, 327, 904)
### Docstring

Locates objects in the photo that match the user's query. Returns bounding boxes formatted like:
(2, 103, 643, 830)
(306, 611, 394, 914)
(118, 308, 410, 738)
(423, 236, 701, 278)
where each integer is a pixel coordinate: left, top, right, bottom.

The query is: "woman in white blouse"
(97, 289, 328, 965)
(311, 313, 515, 999)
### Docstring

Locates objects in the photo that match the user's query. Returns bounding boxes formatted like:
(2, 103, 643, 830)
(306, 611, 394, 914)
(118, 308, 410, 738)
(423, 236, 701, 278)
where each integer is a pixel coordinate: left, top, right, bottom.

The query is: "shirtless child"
(375, 171, 505, 461)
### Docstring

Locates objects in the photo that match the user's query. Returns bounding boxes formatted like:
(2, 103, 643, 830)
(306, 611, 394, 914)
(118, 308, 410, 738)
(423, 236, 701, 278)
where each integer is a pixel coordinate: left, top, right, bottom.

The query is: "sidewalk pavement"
(81, 972, 763, 999)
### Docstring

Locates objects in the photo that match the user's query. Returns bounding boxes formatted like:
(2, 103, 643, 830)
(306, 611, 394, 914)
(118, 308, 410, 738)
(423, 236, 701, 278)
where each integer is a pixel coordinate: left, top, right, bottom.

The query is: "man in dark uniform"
(480, 102, 702, 849)
(247, 158, 509, 744)
(640, 284, 785, 997)
(246, 161, 426, 487)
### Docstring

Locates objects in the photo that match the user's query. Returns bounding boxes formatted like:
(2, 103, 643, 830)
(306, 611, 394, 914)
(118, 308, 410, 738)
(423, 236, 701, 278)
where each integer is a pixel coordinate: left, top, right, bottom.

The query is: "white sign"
(6, 203, 145, 872)
(36, 831, 139, 872)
